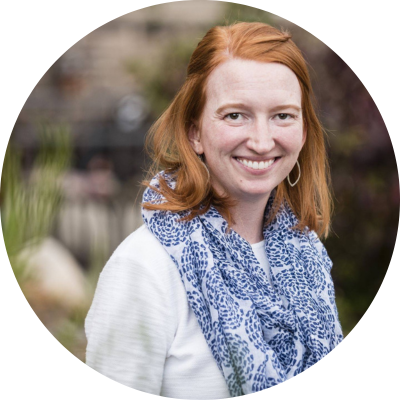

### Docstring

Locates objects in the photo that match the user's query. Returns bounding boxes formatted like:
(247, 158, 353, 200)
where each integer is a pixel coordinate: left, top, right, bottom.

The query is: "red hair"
(143, 22, 332, 238)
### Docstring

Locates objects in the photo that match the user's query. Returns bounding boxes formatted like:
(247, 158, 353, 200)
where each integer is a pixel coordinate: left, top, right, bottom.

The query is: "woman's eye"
(226, 113, 241, 120)
(277, 113, 291, 120)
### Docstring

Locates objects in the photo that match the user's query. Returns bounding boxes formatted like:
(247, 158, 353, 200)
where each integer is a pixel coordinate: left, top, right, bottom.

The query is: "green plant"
(126, 39, 197, 117)
(1, 122, 72, 283)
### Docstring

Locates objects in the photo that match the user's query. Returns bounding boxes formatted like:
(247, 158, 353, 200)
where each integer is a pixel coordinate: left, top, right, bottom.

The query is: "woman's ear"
(188, 122, 204, 155)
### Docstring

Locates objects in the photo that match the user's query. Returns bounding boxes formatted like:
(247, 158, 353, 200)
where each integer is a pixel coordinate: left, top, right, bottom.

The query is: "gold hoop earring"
(287, 160, 301, 187)
(197, 154, 210, 182)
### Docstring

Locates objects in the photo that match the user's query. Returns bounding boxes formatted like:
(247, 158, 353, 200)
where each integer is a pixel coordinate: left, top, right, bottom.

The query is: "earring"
(197, 153, 210, 182)
(287, 160, 301, 187)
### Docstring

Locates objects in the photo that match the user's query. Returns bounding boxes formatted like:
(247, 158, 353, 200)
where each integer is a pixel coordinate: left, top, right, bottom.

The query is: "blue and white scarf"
(142, 172, 343, 396)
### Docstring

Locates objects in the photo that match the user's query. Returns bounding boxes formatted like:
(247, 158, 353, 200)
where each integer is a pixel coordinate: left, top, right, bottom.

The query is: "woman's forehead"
(204, 59, 302, 109)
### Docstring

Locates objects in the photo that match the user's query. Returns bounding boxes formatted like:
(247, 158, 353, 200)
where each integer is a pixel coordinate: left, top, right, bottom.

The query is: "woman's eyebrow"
(215, 103, 248, 114)
(269, 104, 302, 112)
(215, 103, 302, 114)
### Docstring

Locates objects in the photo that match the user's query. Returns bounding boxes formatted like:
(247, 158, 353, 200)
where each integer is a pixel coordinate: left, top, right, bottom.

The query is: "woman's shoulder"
(109, 224, 173, 267)
(96, 225, 181, 298)
(87, 224, 186, 335)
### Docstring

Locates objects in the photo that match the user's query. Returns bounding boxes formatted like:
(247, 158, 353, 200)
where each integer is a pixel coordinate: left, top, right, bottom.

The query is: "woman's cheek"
(280, 128, 304, 148)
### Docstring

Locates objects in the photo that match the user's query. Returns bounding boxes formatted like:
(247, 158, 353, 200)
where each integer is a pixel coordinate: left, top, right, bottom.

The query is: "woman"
(85, 22, 343, 398)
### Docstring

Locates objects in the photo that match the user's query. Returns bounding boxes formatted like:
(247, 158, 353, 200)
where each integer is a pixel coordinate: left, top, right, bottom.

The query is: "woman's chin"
(234, 186, 274, 203)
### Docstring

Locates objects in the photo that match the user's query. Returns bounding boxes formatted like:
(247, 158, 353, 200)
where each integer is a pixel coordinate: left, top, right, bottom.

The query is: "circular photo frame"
(1, 1, 399, 399)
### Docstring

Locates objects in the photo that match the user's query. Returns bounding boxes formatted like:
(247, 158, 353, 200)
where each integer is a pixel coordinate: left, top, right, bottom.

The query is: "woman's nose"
(247, 120, 275, 154)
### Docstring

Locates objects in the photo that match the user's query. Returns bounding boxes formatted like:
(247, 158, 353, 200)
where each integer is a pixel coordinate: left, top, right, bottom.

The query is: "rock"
(18, 237, 88, 311)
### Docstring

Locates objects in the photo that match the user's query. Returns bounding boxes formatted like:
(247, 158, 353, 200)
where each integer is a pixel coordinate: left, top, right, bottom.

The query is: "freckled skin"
(188, 59, 306, 242)
(189, 59, 305, 204)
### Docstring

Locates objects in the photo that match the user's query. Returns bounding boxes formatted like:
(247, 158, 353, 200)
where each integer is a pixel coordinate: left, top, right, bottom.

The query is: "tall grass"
(1, 123, 72, 283)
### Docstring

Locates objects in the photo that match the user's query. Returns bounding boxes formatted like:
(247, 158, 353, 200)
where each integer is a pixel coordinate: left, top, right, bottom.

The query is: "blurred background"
(1, 1, 398, 362)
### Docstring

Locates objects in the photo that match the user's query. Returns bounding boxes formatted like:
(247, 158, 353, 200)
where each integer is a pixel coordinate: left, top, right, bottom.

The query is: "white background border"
(1, 1, 399, 399)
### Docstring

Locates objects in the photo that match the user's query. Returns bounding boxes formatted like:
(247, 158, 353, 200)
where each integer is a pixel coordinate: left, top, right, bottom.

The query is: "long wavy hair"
(142, 22, 332, 238)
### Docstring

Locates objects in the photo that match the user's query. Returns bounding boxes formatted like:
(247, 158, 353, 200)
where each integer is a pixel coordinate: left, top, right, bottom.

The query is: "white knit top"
(85, 225, 272, 399)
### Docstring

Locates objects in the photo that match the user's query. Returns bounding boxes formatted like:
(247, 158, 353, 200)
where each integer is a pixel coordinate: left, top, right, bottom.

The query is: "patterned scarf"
(142, 172, 343, 396)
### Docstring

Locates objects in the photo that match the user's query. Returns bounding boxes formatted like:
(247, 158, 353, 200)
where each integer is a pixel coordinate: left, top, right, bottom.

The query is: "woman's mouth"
(235, 157, 277, 170)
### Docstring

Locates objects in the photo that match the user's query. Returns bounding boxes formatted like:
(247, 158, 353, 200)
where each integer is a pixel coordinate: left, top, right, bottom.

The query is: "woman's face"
(189, 58, 306, 205)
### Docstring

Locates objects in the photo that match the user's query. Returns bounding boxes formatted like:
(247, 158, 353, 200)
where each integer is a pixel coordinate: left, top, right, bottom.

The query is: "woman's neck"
(229, 196, 269, 245)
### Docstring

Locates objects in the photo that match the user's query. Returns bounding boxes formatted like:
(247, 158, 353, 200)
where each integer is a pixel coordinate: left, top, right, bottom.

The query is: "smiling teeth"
(237, 158, 275, 170)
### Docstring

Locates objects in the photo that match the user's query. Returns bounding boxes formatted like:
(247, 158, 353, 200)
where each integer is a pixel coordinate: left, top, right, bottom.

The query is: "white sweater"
(85, 225, 273, 399)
